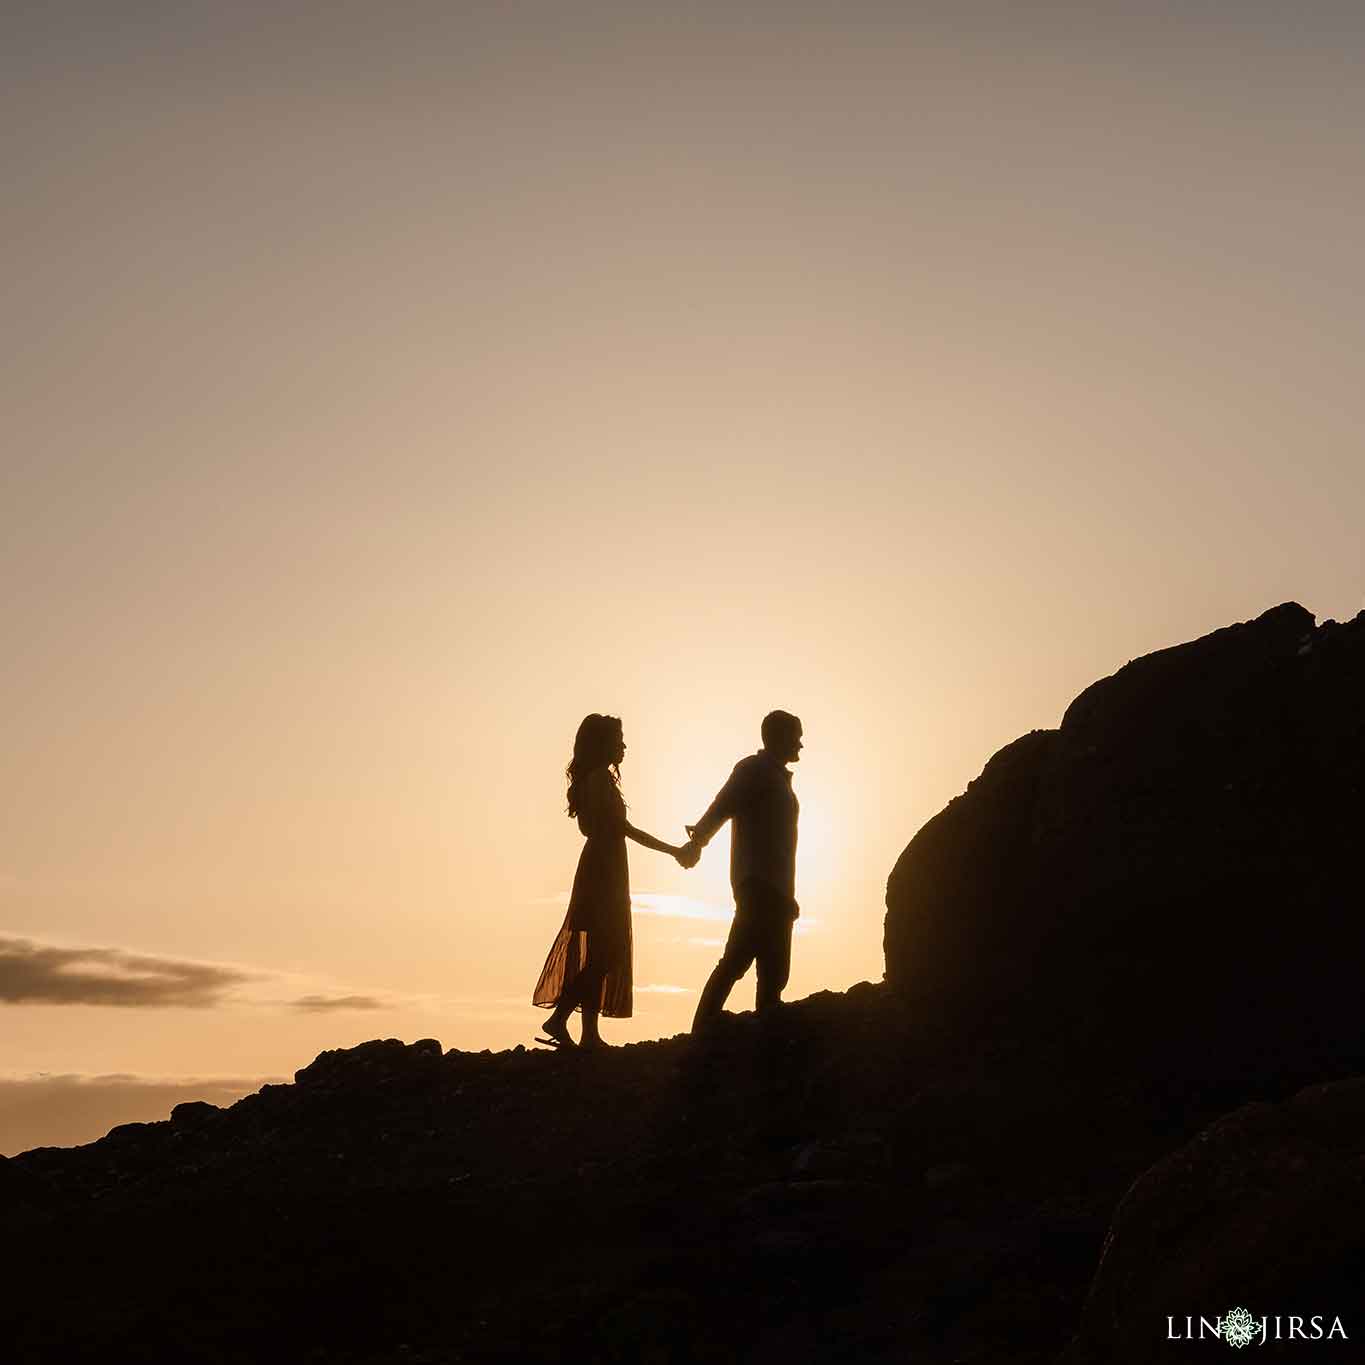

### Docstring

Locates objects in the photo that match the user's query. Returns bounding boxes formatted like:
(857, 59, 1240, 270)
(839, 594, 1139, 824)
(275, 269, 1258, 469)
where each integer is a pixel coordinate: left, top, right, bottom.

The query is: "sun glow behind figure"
(793, 787, 839, 912)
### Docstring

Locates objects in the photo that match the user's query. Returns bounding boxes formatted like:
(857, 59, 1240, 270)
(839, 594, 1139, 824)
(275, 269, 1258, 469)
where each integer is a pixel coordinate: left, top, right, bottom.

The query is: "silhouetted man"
(683, 710, 802, 1031)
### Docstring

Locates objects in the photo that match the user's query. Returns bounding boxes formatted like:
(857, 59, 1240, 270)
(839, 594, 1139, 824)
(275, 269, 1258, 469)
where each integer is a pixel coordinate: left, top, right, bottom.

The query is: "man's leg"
(691, 911, 757, 1033)
(754, 913, 793, 1014)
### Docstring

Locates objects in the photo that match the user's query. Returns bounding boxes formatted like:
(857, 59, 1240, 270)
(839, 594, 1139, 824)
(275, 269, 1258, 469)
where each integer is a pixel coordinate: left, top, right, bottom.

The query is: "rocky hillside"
(0, 1000, 1292, 1362)
(6, 997, 1360, 1363)
(4, 603, 1361, 1363)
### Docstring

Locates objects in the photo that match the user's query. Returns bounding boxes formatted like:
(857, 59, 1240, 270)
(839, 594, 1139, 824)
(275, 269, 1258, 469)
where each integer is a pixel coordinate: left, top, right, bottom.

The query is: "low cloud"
(0, 1072, 280, 1156)
(534, 891, 735, 922)
(533, 892, 817, 935)
(629, 893, 736, 922)
(637, 983, 693, 995)
(289, 993, 386, 1013)
(0, 936, 254, 1008)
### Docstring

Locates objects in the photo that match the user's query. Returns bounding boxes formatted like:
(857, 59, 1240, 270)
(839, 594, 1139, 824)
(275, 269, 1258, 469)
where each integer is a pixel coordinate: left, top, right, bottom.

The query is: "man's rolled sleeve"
(690, 762, 751, 847)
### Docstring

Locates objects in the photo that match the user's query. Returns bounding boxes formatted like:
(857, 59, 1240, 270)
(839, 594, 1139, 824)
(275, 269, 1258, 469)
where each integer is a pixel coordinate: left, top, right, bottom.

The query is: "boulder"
(885, 603, 1365, 1084)
(1061, 1077, 1365, 1362)
(169, 1101, 221, 1129)
(293, 1037, 446, 1089)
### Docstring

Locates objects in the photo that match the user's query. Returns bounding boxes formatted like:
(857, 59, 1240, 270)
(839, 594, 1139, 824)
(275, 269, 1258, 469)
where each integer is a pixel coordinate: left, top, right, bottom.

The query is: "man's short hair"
(761, 710, 801, 748)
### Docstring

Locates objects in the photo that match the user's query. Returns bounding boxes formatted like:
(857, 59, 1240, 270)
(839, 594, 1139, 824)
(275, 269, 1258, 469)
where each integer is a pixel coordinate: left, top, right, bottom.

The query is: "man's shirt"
(690, 750, 799, 906)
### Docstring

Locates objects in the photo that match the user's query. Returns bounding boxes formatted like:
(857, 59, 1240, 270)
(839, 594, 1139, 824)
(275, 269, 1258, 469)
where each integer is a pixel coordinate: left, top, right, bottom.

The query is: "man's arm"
(687, 762, 752, 849)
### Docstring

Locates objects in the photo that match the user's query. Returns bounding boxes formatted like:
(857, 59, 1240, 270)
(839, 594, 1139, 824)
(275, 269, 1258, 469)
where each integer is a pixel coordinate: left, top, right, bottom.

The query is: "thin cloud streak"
(536, 891, 736, 923)
(0, 935, 254, 1008)
(0, 1071, 283, 1156)
(632, 893, 734, 922)
(533, 893, 819, 932)
(5, 1028, 570, 1154)
(0, 933, 421, 1014)
(288, 993, 386, 1013)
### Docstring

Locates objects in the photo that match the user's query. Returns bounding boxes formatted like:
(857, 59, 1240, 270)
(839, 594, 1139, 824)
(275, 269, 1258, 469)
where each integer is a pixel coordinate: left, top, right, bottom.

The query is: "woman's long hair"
(566, 713, 623, 817)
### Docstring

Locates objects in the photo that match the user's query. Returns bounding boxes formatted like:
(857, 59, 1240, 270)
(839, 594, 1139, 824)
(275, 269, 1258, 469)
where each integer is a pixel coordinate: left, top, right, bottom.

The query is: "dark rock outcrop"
(885, 602, 1365, 1087)
(1062, 1078, 1365, 1362)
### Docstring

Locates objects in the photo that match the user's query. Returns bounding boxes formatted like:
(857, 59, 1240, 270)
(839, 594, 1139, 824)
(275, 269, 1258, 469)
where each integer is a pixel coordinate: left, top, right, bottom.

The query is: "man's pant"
(692, 880, 798, 1030)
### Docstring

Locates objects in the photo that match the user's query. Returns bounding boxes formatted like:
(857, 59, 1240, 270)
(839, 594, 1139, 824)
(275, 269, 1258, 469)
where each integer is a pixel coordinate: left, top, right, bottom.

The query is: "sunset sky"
(4, 1, 1363, 1152)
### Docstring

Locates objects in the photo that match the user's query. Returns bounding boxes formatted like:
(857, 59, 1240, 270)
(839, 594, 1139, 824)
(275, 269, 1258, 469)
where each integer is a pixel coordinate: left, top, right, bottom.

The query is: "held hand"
(675, 840, 700, 869)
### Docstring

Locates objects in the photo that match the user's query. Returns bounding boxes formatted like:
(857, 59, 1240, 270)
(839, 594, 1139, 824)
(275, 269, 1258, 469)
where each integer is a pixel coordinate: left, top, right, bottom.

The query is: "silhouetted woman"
(533, 714, 689, 1049)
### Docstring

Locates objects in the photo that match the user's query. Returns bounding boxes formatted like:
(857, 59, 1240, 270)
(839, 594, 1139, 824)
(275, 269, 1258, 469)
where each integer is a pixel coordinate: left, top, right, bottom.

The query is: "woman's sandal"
(535, 1020, 577, 1049)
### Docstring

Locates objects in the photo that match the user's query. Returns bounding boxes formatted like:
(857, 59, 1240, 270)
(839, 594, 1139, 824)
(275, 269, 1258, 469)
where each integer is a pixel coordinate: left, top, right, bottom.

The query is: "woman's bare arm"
(624, 822, 684, 857)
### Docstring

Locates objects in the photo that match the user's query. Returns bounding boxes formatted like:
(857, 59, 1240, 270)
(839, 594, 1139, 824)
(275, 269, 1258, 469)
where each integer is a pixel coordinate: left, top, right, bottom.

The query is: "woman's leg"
(545, 959, 605, 1040)
(577, 966, 607, 1046)
(544, 973, 584, 1037)
(542, 928, 589, 1038)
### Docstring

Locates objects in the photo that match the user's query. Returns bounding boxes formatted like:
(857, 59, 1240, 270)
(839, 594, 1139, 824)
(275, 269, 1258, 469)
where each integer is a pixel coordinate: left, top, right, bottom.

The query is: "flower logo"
(1222, 1307, 1259, 1349)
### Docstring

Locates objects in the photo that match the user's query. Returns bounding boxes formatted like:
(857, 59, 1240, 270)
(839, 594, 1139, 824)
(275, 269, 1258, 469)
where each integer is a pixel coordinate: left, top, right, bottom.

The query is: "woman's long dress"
(532, 769, 633, 1018)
